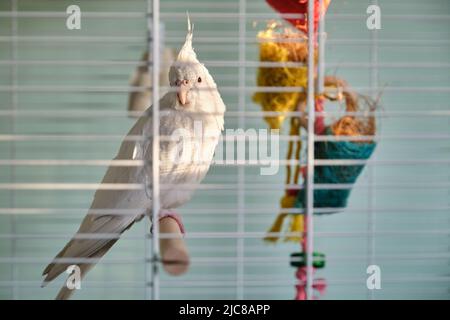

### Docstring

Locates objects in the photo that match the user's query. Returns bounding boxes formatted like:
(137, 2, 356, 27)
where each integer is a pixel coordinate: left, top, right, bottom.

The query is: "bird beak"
(176, 81, 190, 106)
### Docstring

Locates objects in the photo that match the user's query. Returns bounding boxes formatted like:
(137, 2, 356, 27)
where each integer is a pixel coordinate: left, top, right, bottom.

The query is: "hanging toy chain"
(291, 216, 327, 300)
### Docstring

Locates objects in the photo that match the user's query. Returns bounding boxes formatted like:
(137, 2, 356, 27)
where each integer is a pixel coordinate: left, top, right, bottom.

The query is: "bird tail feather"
(45, 239, 118, 300)
(42, 218, 136, 299)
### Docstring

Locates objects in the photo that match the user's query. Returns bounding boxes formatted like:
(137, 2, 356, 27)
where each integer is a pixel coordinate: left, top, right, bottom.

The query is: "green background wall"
(0, 0, 449, 299)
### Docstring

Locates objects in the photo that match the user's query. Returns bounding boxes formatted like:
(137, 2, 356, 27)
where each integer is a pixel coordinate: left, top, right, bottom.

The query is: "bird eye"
(197, 77, 202, 83)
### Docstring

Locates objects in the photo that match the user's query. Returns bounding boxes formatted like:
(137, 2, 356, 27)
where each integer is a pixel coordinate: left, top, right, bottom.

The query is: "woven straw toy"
(252, 22, 314, 130)
(265, 76, 378, 242)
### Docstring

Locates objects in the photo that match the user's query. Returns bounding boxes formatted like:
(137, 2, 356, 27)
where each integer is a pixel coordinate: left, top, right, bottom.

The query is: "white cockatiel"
(42, 17, 225, 299)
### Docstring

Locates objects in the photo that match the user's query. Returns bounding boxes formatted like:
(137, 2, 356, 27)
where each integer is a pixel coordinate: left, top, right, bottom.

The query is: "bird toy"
(295, 77, 377, 212)
(266, 0, 331, 38)
(264, 76, 377, 240)
(252, 22, 311, 130)
(255, 0, 380, 300)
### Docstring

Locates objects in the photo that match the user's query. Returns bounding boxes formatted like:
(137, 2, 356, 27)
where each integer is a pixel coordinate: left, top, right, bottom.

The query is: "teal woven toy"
(296, 128, 376, 213)
(264, 76, 378, 242)
(296, 76, 378, 214)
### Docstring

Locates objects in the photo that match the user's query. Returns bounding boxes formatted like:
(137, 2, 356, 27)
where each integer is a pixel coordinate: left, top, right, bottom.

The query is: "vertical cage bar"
(367, 0, 379, 301)
(236, 0, 246, 300)
(305, 0, 316, 300)
(9, 0, 18, 300)
(148, 0, 160, 300)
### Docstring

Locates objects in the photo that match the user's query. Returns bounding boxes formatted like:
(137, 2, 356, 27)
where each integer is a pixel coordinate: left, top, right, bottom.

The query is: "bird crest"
(176, 13, 198, 63)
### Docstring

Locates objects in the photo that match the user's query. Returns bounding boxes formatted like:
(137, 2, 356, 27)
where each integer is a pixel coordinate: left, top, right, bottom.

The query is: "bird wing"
(42, 115, 151, 289)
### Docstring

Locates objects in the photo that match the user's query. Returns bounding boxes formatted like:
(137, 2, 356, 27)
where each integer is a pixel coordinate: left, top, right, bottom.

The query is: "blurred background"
(0, 0, 449, 299)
